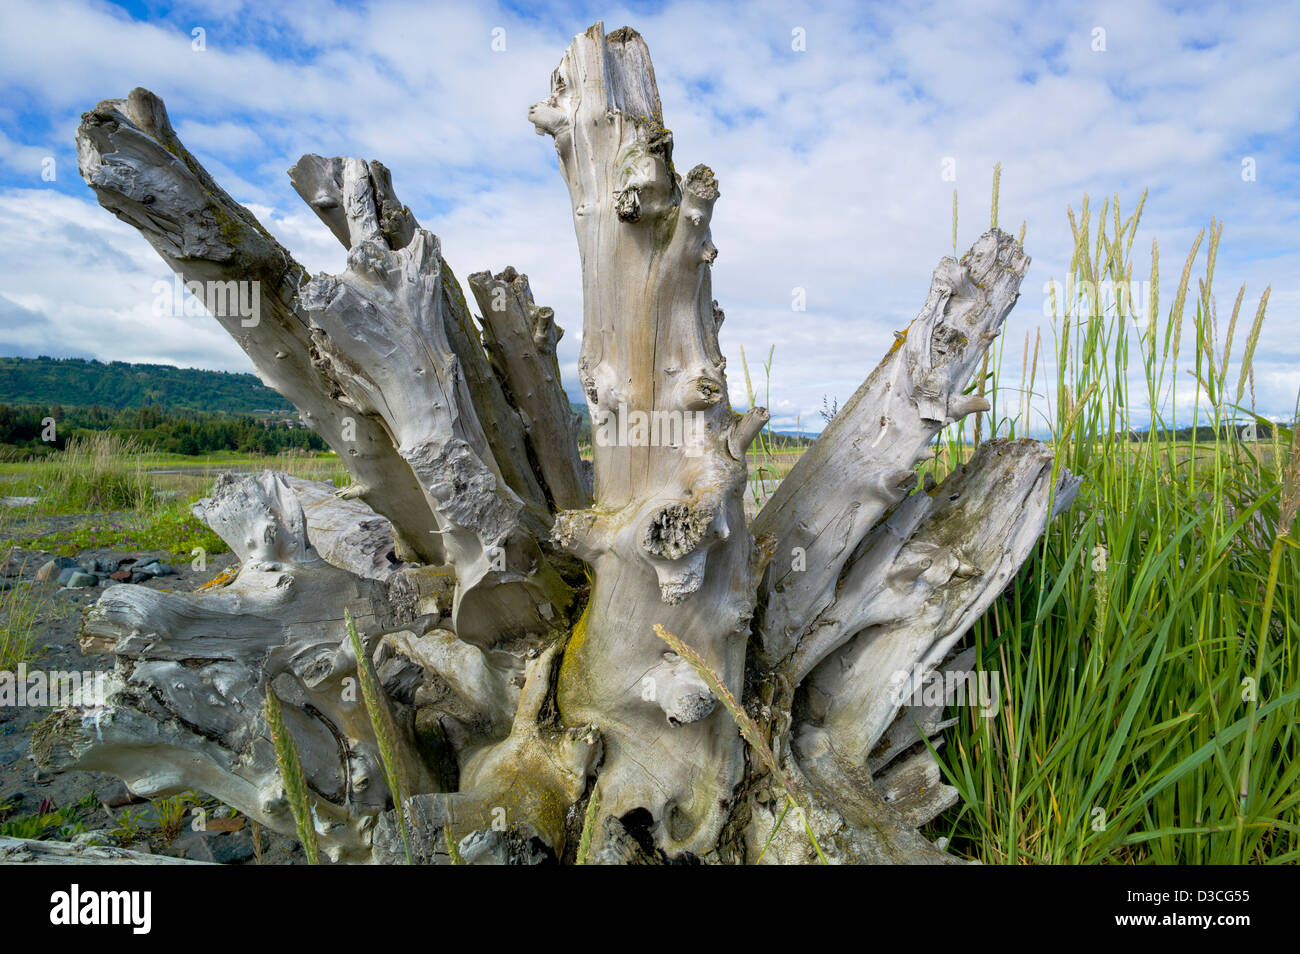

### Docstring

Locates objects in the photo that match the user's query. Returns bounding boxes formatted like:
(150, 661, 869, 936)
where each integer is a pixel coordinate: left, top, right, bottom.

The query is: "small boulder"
(102, 780, 143, 808)
(65, 571, 98, 588)
(37, 557, 79, 583)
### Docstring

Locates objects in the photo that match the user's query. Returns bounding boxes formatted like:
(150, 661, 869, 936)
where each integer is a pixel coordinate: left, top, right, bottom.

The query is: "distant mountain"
(0, 356, 292, 414)
(0, 356, 823, 443)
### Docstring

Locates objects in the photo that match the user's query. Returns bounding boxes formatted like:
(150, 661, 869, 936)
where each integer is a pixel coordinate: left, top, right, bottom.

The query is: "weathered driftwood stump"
(36, 22, 1077, 864)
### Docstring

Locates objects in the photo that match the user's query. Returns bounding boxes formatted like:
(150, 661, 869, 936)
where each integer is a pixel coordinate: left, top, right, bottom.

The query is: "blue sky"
(0, 0, 1296, 432)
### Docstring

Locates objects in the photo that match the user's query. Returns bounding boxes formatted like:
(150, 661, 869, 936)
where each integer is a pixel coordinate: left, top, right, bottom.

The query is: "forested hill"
(0, 356, 291, 414)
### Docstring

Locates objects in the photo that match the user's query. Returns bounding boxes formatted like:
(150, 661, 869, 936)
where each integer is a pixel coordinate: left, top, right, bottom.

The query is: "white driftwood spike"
(468, 267, 590, 511)
(752, 231, 1031, 667)
(534, 23, 771, 856)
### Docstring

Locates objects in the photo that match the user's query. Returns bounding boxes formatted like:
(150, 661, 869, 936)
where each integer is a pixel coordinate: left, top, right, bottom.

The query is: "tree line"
(0, 403, 326, 457)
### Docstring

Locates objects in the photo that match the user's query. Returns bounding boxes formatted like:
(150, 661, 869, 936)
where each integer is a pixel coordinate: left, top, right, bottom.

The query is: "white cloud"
(0, 0, 1295, 434)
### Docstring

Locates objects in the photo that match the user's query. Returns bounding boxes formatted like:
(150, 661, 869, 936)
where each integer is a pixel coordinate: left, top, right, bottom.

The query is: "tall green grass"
(346, 610, 413, 865)
(739, 344, 783, 507)
(931, 191, 1299, 864)
(28, 433, 155, 512)
(0, 549, 44, 671)
(264, 683, 320, 865)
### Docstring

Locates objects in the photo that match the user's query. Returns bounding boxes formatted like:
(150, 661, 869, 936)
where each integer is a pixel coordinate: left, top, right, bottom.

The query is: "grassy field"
(0, 443, 347, 494)
(922, 193, 1299, 864)
(0, 437, 347, 560)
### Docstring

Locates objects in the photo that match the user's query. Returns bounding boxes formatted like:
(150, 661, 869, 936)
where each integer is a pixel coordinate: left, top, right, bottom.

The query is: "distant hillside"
(0, 356, 291, 414)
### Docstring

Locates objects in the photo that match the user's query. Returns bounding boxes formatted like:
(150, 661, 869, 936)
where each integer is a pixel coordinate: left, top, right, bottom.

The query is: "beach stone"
(102, 780, 143, 808)
(38, 557, 79, 583)
(65, 572, 98, 588)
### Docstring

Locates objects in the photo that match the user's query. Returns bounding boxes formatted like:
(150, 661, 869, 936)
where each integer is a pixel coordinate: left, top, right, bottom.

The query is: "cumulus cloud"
(0, 0, 1295, 433)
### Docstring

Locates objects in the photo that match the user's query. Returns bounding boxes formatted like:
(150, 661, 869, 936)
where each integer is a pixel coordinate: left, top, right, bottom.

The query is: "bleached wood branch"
(752, 230, 1031, 667)
(75, 90, 443, 565)
(468, 267, 590, 511)
(290, 161, 571, 644)
(794, 440, 1079, 769)
(0, 836, 209, 865)
(287, 156, 555, 540)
